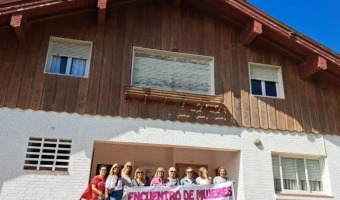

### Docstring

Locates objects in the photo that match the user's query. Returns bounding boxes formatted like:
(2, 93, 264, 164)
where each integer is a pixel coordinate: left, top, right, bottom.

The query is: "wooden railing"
(124, 86, 226, 111)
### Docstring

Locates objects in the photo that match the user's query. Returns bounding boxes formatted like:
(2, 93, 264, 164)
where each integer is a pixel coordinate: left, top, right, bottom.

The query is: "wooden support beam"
(173, 0, 182, 7)
(241, 20, 262, 45)
(10, 12, 29, 44)
(299, 55, 327, 79)
(97, 0, 107, 25)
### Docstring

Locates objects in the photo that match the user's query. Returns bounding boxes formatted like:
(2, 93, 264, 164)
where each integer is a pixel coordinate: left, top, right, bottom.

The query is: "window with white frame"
(24, 137, 72, 171)
(272, 155, 323, 193)
(131, 47, 215, 95)
(249, 63, 284, 98)
(44, 37, 92, 77)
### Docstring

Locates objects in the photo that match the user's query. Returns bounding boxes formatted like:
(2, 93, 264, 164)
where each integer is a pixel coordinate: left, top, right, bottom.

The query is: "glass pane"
(70, 58, 86, 76)
(251, 79, 262, 95)
(310, 180, 323, 191)
(307, 160, 323, 191)
(296, 159, 307, 190)
(281, 158, 297, 190)
(265, 81, 277, 97)
(59, 56, 68, 74)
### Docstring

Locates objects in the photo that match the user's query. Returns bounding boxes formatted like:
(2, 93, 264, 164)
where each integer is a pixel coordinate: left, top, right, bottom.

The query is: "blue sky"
(246, 0, 340, 54)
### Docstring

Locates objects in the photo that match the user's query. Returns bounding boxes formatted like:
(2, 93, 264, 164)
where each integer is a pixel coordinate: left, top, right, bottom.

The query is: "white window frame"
(24, 137, 72, 171)
(131, 46, 215, 95)
(272, 155, 324, 195)
(44, 36, 92, 78)
(248, 62, 285, 99)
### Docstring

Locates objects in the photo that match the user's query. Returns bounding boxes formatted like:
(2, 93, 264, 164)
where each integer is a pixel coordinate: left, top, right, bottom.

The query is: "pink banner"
(127, 182, 235, 200)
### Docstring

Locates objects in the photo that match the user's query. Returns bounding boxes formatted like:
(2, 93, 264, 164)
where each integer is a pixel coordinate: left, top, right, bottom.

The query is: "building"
(0, 0, 339, 199)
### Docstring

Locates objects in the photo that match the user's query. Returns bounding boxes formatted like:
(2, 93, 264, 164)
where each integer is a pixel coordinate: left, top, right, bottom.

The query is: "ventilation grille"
(24, 137, 72, 171)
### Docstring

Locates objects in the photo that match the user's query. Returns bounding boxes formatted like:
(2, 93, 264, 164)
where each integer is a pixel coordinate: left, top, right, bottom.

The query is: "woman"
(213, 167, 235, 184)
(165, 167, 180, 186)
(131, 168, 146, 187)
(150, 167, 165, 186)
(180, 167, 196, 185)
(105, 163, 123, 200)
(80, 165, 107, 200)
(196, 167, 212, 185)
(121, 161, 133, 187)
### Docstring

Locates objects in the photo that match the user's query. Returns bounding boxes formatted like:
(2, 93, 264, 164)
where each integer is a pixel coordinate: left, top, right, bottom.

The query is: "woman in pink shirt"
(150, 167, 165, 186)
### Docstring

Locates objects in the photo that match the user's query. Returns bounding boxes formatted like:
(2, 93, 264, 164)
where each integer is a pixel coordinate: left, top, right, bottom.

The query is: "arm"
(91, 184, 102, 195)
(207, 177, 212, 184)
(105, 188, 109, 199)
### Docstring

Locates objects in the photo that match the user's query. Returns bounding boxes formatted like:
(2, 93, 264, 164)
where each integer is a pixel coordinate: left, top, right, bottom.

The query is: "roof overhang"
(1, 0, 339, 84)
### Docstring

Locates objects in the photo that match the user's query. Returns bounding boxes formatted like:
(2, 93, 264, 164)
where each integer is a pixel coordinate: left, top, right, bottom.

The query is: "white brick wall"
(0, 108, 338, 200)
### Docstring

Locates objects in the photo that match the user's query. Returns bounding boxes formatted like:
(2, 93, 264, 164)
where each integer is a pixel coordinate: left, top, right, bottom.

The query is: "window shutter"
(272, 156, 280, 178)
(50, 37, 91, 59)
(296, 159, 306, 180)
(132, 48, 213, 95)
(250, 64, 279, 82)
(281, 158, 296, 179)
(307, 160, 322, 181)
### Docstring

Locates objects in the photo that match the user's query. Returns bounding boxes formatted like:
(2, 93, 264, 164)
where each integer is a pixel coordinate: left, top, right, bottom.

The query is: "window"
(24, 137, 72, 171)
(249, 63, 284, 98)
(131, 47, 215, 95)
(272, 155, 323, 193)
(44, 37, 92, 77)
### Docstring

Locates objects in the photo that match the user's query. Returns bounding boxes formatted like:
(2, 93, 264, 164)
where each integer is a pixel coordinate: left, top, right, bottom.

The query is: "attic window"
(131, 47, 215, 95)
(44, 37, 92, 78)
(249, 63, 285, 98)
(24, 137, 72, 171)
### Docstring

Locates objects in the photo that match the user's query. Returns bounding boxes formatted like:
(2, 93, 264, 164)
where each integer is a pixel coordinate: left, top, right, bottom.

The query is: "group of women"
(81, 162, 234, 200)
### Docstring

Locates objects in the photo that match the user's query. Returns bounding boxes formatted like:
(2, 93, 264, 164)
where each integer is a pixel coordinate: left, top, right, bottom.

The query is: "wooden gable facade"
(0, 0, 339, 135)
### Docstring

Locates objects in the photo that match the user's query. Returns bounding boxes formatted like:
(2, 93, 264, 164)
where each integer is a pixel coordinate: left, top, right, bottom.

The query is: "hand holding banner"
(127, 182, 235, 200)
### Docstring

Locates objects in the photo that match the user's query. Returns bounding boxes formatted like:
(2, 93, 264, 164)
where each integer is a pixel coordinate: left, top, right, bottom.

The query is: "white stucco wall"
(0, 108, 338, 200)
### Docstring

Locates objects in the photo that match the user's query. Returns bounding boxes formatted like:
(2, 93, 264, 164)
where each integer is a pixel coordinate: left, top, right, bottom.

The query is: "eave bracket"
(97, 0, 107, 25)
(241, 20, 262, 45)
(299, 55, 327, 79)
(10, 12, 29, 44)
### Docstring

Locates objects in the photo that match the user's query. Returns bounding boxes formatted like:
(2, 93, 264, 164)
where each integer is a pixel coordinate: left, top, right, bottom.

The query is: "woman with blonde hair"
(131, 168, 146, 187)
(121, 161, 133, 187)
(150, 167, 165, 186)
(105, 163, 123, 200)
(196, 167, 212, 185)
(180, 167, 196, 185)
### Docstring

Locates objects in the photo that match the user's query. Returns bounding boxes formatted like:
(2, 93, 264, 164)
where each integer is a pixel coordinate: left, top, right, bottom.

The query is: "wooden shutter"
(250, 64, 279, 82)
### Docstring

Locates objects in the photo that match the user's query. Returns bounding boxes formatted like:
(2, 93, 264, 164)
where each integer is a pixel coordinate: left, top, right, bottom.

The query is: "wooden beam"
(97, 0, 107, 25)
(256, 36, 304, 62)
(241, 20, 262, 45)
(10, 12, 29, 43)
(299, 55, 327, 79)
(173, 0, 182, 7)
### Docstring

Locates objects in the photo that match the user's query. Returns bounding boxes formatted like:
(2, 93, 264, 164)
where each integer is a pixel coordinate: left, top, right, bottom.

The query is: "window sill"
(23, 169, 70, 176)
(275, 192, 334, 200)
(124, 86, 225, 110)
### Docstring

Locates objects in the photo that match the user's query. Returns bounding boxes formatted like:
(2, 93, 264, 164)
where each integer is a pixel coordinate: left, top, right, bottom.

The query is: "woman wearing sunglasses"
(165, 167, 181, 186)
(180, 167, 196, 186)
(131, 168, 146, 187)
(105, 163, 123, 200)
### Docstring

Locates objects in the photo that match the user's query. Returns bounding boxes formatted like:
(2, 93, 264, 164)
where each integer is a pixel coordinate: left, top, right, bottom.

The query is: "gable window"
(249, 63, 284, 98)
(272, 155, 323, 193)
(131, 47, 215, 95)
(24, 137, 72, 171)
(44, 37, 92, 77)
